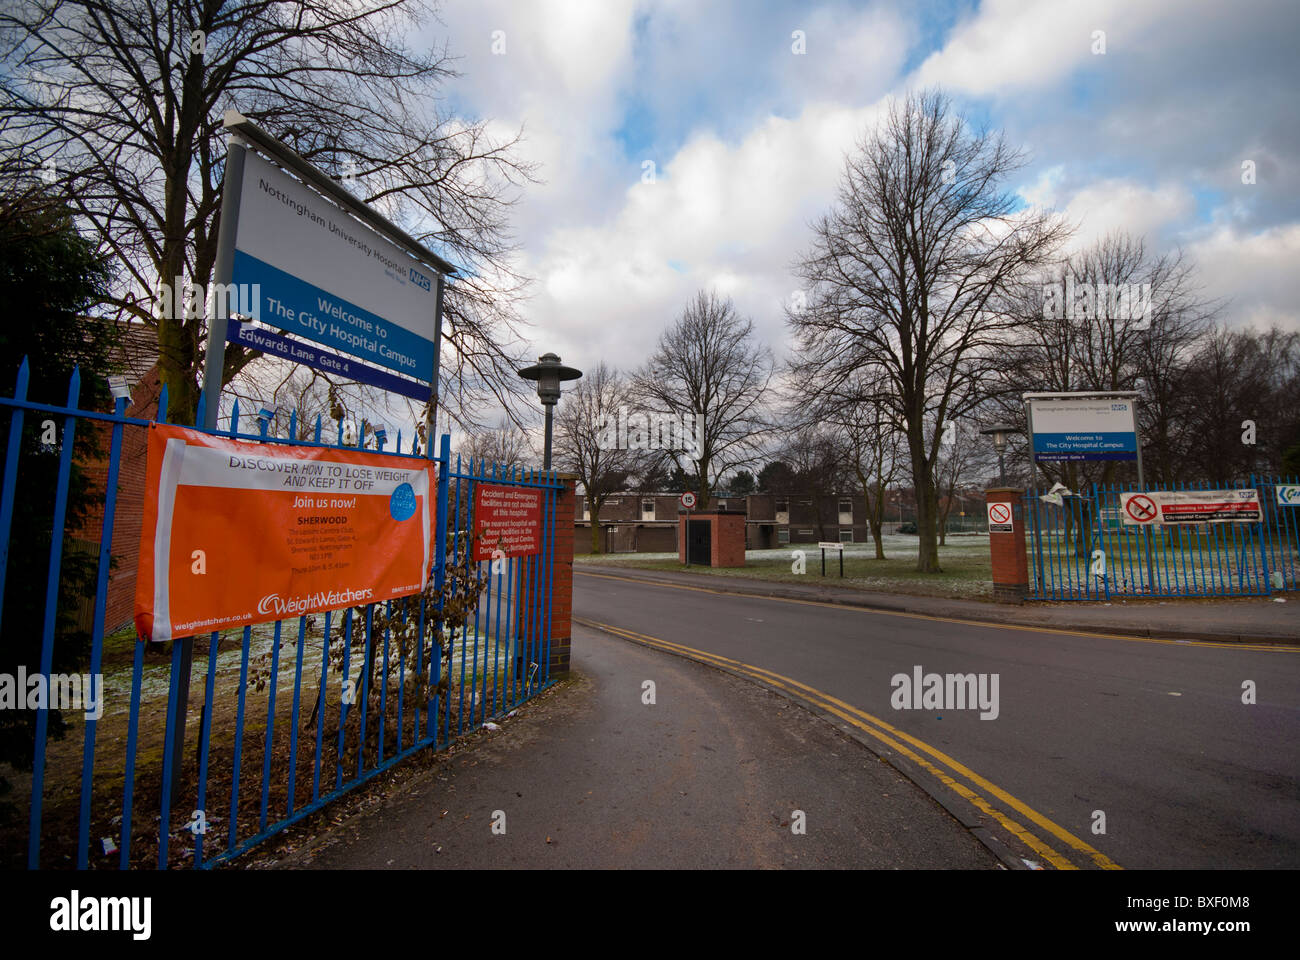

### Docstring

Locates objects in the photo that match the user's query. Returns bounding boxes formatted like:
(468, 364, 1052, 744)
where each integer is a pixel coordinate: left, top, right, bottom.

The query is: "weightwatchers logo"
(257, 586, 374, 616)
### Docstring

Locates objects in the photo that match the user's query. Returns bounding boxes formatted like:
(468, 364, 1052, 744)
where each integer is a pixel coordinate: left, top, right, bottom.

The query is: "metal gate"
(1024, 478, 1297, 600)
(0, 359, 561, 868)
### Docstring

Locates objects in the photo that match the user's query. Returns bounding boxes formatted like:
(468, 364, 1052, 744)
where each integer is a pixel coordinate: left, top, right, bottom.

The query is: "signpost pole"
(1025, 399, 1046, 592)
(174, 137, 248, 809)
(200, 138, 247, 432)
(1133, 412, 1156, 594)
(425, 276, 445, 457)
(685, 507, 691, 566)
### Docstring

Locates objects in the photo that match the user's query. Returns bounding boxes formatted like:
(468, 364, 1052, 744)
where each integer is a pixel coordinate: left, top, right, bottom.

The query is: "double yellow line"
(576, 614, 1124, 871)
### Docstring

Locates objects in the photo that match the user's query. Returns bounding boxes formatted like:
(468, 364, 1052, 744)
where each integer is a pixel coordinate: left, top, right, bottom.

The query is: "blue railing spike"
(195, 390, 206, 429)
(157, 383, 169, 422)
(15, 356, 30, 397)
(230, 399, 240, 436)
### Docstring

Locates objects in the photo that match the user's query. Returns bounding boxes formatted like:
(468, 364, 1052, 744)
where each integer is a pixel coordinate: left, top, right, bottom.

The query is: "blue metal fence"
(1023, 478, 1299, 600)
(0, 359, 561, 868)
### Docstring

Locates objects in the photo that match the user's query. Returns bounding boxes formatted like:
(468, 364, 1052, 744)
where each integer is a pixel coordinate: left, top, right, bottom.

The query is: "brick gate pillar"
(986, 488, 1028, 603)
(518, 473, 577, 682)
(546, 474, 577, 677)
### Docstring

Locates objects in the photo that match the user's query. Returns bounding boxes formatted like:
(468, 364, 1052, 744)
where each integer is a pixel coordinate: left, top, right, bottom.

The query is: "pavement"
(265, 623, 1000, 869)
(573, 563, 1298, 644)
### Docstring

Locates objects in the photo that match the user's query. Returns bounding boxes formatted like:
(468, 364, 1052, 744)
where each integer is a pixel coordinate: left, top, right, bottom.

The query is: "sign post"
(817, 541, 844, 577)
(680, 491, 696, 565)
(180, 111, 456, 808)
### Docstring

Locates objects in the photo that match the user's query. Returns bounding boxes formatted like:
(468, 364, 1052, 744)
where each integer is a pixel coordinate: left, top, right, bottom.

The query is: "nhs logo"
(409, 267, 431, 291)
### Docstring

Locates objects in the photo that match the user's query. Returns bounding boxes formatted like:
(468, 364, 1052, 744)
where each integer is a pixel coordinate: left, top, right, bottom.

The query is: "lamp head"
(518, 352, 582, 406)
(979, 422, 1019, 452)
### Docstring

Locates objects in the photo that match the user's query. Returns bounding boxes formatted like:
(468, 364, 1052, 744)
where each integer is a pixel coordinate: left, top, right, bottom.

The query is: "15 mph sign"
(987, 501, 1014, 532)
(680, 491, 696, 510)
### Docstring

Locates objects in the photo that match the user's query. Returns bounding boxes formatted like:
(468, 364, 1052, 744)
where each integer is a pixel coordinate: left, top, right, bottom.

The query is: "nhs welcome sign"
(1029, 398, 1138, 462)
(230, 150, 436, 379)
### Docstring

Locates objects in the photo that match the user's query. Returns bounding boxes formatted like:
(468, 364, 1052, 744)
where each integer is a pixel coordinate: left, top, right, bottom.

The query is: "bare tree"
(633, 290, 773, 507)
(462, 417, 535, 474)
(932, 420, 989, 545)
(555, 362, 638, 554)
(1, 0, 536, 428)
(789, 361, 906, 560)
(991, 233, 1216, 487)
(782, 424, 847, 542)
(837, 406, 905, 559)
(788, 89, 1069, 572)
(1176, 326, 1299, 483)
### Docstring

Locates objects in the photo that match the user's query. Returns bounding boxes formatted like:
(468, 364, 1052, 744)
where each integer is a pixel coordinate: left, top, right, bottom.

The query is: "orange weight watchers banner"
(134, 424, 434, 642)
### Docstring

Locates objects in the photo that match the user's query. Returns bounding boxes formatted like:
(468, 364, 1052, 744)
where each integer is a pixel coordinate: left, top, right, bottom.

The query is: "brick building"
(575, 488, 985, 554)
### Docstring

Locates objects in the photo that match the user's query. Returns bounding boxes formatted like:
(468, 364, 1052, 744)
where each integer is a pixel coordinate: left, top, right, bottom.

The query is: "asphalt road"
(575, 569, 1300, 869)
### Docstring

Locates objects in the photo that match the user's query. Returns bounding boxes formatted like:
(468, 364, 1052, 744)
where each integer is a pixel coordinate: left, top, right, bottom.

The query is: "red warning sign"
(987, 501, 1013, 531)
(473, 484, 544, 560)
(1122, 492, 1158, 525)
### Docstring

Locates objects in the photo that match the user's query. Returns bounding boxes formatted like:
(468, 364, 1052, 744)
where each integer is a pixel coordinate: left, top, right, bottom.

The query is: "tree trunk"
(869, 480, 886, 560)
(910, 435, 941, 573)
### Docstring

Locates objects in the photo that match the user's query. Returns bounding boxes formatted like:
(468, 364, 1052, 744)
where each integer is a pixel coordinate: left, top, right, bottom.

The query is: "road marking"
(575, 569, 1299, 652)
(577, 615, 1122, 871)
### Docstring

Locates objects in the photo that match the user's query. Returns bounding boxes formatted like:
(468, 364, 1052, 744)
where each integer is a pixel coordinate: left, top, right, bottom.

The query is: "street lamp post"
(517, 352, 582, 470)
(979, 423, 1020, 487)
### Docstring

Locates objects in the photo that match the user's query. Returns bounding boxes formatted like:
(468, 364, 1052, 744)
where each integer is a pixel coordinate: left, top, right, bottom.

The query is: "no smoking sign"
(1121, 492, 1159, 525)
(987, 501, 1014, 532)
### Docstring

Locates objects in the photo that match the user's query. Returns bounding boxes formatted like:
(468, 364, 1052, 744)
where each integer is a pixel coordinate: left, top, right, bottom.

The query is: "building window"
(839, 529, 853, 543)
(778, 528, 790, 545)
(717, 499, 726, 510)
(641, 499, 655, 520)
(798, 528, 813, 536)
(583, 503, 590, 520)
(839, 499, 852, 514)
(775, 498, 789, 513)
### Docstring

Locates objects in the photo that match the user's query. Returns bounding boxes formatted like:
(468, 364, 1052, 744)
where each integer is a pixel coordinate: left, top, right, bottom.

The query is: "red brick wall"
(64, 365, 162, 634)
(516, 474, 576, 679)
(677, 512, 746, 567)
(712, 513, 746, 567)
(986, 488, 1028, 603)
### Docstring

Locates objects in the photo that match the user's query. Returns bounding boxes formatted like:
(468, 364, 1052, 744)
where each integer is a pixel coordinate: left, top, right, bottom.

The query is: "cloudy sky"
(419, 0, 1298, 383)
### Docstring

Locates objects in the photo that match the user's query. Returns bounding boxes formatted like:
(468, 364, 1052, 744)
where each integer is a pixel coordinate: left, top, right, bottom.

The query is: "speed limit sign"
(680, 491, 697, 510)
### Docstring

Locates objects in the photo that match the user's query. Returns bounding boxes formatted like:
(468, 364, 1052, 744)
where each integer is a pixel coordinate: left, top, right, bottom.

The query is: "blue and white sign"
(1029, 398, 1138, 462)
(1278, 485, 1300, 506)
(229, 322, 431, 402)
(231, 149, 436, 379)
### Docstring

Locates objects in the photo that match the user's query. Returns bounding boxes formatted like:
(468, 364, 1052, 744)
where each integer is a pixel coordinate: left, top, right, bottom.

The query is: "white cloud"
(1188, 224, 1300, 332)
(911, 0, 1170, 97)
(1019, 171, 1196, 252)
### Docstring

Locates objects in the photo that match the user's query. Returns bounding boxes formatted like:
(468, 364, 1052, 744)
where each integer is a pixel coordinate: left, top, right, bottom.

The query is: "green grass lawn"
(576, 534, 996, 600)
